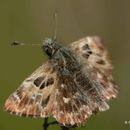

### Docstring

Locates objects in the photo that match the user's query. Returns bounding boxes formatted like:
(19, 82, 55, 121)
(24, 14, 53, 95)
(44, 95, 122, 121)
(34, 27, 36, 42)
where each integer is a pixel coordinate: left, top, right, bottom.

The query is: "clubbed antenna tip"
(11, 41, 42, 46)
(11, 41, 21, 46)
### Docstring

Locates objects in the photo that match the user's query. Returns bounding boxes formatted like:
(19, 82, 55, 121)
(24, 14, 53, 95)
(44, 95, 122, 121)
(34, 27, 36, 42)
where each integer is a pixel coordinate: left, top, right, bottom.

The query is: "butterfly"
(4, 36, 118, 126)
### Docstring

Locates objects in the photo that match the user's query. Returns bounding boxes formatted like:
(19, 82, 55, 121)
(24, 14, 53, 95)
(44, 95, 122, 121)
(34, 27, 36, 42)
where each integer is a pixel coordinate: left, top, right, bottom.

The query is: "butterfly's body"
(4, 36, 118, 126)
(42, 38, 79, 75)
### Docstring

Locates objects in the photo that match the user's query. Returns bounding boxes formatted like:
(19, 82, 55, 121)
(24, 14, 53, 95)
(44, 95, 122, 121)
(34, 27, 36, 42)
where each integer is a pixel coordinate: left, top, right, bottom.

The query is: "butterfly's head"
(42, 38, 61, 57)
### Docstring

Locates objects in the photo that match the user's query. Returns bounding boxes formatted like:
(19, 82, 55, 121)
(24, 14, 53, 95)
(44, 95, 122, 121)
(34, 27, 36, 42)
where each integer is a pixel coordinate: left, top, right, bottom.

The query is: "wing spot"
(16, 89, 23, 99)
(34, 76, 44, 87)
(63, 97, 70, 103)
(41, 95, 50, 107)
(46, 78, 54, 86)
(96, 60, 105, 65)
(40, 77, 54, 89)
(82, 44, 90, 50)
(61, 84, 65, 88)
(40, 82, 45, 89)
(82, 53, 90, 59)
(87, 50, 92, 54)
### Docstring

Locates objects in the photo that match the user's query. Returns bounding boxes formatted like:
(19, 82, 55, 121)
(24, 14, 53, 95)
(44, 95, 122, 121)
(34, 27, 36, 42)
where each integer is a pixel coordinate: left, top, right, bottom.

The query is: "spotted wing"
(69, 36, 118, 101)
(51, 69, 111, 126)
(4, 61, 57, 117)
(50, 37, 118, 126)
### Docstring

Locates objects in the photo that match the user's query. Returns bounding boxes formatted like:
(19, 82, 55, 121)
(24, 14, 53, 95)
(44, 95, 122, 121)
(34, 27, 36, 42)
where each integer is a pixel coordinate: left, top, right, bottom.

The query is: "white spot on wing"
(13, 93, 20, 101)
(63, 97, 70, 103)
(61, 84, 65, 88)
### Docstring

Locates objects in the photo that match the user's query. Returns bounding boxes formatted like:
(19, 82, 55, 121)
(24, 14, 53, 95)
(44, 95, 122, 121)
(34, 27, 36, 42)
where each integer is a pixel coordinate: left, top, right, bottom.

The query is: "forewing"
(69, 36, 118, 101)
(4, 61, 57, 117)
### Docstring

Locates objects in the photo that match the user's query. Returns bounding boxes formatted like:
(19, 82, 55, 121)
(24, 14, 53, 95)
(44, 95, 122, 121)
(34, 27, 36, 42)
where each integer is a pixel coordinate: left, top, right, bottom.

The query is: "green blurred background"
(0, 0, 130, 130)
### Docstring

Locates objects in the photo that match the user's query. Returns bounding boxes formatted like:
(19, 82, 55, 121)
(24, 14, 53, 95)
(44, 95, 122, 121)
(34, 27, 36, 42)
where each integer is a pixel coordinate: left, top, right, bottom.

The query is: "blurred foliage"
(0, 0, 130, 130)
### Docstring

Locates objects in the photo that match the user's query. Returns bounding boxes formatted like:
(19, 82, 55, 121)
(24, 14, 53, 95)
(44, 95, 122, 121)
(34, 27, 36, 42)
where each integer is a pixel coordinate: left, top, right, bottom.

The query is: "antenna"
(53, 11, 58, 40)
(11, 41, 41, 46)
(12, 12, 59, 46)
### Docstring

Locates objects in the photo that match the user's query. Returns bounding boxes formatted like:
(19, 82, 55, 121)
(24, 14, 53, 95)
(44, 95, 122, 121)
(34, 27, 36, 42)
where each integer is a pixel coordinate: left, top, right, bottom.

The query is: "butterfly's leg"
(43, 118, 48, 130)
(43, 117, 58, 130)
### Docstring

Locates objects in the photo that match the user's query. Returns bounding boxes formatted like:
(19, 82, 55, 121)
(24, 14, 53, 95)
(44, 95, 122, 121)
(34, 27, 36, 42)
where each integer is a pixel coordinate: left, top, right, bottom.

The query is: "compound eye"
(46, 47, 52, 56)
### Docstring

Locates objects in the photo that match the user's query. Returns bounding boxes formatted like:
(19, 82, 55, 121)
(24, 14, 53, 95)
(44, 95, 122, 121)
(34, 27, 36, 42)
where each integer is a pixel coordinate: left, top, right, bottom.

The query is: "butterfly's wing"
(4, 59, 104, 126)
(49, 36, 118, 126)
(69, 36, 118, 101)
(4, 61, 58, 117)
